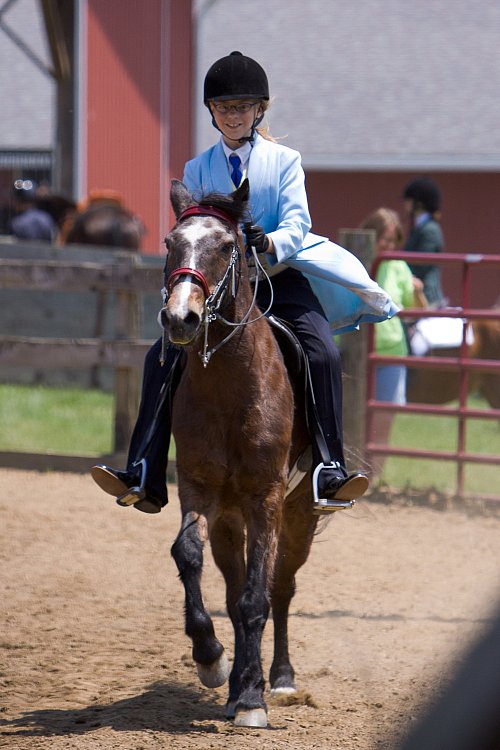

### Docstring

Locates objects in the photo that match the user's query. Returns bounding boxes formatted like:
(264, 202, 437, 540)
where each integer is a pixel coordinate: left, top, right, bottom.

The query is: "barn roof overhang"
(302, 154, 500, 172)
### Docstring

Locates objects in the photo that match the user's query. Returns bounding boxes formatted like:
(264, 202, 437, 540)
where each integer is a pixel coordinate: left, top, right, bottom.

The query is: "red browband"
(177, 205, 239, 233)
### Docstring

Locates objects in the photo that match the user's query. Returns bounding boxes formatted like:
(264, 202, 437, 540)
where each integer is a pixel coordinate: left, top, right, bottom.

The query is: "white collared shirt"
(220, 138, 252, 185)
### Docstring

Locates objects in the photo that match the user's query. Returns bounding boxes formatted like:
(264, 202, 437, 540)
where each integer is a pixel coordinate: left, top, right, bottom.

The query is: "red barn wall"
(85, 0, 192, 254)
(306, 170, 500, 308)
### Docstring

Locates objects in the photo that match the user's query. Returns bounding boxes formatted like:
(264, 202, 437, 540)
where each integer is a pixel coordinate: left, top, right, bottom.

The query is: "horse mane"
(197, 190, 250, 227)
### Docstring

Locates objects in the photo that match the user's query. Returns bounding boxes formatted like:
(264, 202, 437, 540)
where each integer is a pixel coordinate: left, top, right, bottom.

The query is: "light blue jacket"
(183, 134, 398, 334)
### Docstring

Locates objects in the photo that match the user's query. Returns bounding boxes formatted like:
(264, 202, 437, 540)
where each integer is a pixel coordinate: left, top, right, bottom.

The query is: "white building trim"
(302, 154, 500, 172)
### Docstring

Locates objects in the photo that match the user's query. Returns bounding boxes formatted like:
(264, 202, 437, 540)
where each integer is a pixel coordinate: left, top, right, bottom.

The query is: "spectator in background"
(402, 175, 446, 307)
(9, 179, 56, 242)
(360, 207, 428, 474)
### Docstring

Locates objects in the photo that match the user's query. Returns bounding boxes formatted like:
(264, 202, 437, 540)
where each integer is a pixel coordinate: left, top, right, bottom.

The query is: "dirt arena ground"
(1, 468, 500, 749)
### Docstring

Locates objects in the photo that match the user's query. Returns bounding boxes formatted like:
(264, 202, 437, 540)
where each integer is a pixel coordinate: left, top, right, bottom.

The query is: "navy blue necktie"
(229, 153, 243, 187)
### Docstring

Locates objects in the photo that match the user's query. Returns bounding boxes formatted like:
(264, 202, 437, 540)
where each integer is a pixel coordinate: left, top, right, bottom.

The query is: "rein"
(164, 204, 274, 368)
(199, 248, 274, 367)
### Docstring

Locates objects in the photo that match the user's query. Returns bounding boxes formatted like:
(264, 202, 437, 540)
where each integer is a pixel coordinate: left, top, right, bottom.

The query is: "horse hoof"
(270, 686, 296, 696)
(225, 700, 236, 720)
(234, 708, 268, 728)
(196, 651, 230, 688)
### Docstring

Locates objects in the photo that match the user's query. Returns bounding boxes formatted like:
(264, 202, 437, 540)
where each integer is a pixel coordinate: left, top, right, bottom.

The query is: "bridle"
(165, 205, 240, 305)
(162, 204, 273, 367)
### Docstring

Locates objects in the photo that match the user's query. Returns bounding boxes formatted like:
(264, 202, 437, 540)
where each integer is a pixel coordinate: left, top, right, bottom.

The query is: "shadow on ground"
(0, 681, 225, 738)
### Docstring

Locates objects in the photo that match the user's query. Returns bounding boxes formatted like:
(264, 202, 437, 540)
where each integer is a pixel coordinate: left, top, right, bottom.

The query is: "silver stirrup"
(116, 458, 147, 507)
(312, 462, 355, 515)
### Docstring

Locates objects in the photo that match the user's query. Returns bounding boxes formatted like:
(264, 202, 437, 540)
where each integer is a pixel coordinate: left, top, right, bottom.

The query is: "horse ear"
(170, 179, 193, 218)
(234, 177, 250, 205)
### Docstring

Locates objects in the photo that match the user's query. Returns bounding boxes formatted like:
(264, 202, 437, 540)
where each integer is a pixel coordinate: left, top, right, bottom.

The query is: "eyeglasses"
(211, 102, 257, 114)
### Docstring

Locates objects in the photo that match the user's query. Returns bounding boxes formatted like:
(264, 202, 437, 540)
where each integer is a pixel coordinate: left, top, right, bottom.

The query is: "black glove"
(244, 223, 270, 254)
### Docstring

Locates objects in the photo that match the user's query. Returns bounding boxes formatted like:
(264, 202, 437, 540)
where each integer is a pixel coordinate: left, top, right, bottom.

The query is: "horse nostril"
(184, 311, 201, 331)
(160, 308, 169, 329)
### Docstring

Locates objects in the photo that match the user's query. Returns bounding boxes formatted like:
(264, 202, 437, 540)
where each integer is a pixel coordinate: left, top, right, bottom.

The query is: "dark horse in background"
(60, 191, 145, 387)
(61, 190, 144, 250)
(161, 179, 321, 728)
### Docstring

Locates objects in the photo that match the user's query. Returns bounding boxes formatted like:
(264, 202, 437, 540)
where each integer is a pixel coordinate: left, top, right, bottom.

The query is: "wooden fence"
(0, 232, 377, 476)
(0, 240, 164, 472)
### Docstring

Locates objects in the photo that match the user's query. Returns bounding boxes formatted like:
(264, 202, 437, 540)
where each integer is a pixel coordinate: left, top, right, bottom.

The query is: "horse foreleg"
(233, 501, 281, 728)
(210, 514, 246, 720)
(171, 511, 229, 688)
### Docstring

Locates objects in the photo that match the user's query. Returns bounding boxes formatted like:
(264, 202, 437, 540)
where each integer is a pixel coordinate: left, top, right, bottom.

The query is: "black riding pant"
(127, 268, 345, 502)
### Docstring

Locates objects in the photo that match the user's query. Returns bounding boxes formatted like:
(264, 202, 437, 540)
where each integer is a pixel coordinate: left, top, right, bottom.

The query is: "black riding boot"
(91, 340, 182, 513)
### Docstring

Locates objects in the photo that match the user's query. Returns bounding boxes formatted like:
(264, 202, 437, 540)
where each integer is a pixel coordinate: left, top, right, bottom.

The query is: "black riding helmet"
(204, 50, 269, 102)
(204, 51, 269, 142)
(403, 176, 441, 214)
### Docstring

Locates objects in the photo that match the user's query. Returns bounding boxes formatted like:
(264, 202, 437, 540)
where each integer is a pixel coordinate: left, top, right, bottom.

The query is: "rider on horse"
(91, 51, 397, 514)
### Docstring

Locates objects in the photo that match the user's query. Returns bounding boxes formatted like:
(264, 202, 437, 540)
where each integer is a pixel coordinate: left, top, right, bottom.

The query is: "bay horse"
(407, 318, 500, 409)
(162, 179, 320, 728)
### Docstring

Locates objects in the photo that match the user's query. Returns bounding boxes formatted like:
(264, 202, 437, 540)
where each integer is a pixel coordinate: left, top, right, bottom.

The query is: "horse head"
(161, 179, 250, 349)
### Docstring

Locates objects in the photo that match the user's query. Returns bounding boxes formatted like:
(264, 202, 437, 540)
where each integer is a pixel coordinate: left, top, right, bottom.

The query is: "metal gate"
(366, 251, 500, 502)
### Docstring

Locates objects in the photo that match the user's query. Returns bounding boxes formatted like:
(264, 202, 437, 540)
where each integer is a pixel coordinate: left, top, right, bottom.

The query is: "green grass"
(378, 395, 500, 495)
(0, 384, 498, 495)
(0, 384, 114, 455)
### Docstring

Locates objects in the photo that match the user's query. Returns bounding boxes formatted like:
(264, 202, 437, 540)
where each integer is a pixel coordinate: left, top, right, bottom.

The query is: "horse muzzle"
(159, 302, 203, 346)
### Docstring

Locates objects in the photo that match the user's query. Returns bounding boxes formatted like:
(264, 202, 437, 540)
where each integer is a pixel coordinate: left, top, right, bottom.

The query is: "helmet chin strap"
(210, 111, 264, 145)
